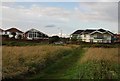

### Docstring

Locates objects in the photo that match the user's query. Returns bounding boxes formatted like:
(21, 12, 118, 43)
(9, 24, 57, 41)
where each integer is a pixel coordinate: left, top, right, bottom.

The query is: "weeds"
(2, 45, 73, 79)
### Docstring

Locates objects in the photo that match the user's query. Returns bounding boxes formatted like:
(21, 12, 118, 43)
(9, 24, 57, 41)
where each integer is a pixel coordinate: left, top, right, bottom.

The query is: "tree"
(49, 36, 60, 43)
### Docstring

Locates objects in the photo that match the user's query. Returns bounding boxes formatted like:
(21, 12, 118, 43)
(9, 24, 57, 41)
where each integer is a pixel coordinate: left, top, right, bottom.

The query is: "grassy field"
(78, 48, 120, 79)
(80, 48, 119, 63)
(2, 44, 120, 80)
(30, 47, 119, 80)
(0, 46, 2, 81)
(2, 45, 79, 79)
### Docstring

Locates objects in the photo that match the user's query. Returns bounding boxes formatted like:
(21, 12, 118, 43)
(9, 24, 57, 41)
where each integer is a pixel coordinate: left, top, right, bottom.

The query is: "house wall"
(27, 32, 39, 40)
(91, 33, 112, 43)
(91, 33, 102, 43)
(0, 31, 5, 35)
(25, 31, 48, 40)
(81, 34, 91, 42)
(80, 32, 112, 43)
(103, 34, 111, 43)
(4, 31, 23, 39)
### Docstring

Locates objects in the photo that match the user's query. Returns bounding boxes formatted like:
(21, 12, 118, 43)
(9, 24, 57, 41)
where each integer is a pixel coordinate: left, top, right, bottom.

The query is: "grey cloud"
(45, 24, 56, 28)
(73, 2, 118, 23)
(1, 2, 118, 35)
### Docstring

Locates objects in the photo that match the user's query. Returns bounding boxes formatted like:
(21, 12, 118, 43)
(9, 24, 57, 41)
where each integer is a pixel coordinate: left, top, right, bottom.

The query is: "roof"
(0, 28, 4, 32)
(97, 29, 106, 32)
(72, 28, 114, 35)
(107, 31, 114, 35)
(114, 34, 120, 36)
(72, 30, 84, 34)
(82, 29, 96, 34)
(5, 28, 23, 33)
(25, 28, 48, 36)
(25, 28, 40, 34)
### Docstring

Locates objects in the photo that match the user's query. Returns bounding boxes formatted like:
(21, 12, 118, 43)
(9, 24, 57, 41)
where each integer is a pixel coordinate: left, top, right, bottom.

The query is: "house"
(4, 28, 23, 39)
(71, 28, 114, 43)
(23, 28, 49, 40)
(0, 28, 5, 35)
(0, 28, 8, 39)
(70, 30, 84, 40)
(114, 34, 120, 43)
(81, 29, 96, 42)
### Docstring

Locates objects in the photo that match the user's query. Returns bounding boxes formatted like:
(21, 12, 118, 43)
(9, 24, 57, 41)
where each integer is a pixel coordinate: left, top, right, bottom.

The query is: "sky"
(1, 0, 119, 37)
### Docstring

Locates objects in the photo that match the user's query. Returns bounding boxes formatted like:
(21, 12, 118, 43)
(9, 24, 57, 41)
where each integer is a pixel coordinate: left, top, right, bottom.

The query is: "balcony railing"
(94, 37, 104, 39)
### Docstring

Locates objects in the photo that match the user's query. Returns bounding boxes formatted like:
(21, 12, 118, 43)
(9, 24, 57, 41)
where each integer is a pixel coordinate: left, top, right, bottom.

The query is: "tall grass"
(80, 48, 119, 63)
(0, 46, 2, 80)
(2, 45, 120, 79)
(78, 47, 120, 79)
(2, 45, 73, 79)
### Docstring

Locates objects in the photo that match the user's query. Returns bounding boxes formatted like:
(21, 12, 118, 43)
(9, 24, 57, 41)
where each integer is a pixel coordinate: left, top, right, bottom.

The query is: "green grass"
(29, 47, 119, 80)
(30, 47, 85, 80)
(2, 41, 38, 46)
(2, 43, 119, 80)
(2, 45, 74, 79)
(75, 61, 119, 79)
(2, 41, 49, 46)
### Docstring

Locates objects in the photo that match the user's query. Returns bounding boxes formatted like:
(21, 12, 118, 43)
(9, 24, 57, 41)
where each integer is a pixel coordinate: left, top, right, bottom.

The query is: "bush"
(49, 36, 60, 43)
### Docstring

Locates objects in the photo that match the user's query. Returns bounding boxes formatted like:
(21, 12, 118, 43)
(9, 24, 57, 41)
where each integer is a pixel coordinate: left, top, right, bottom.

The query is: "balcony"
(94, 37, 104, 39)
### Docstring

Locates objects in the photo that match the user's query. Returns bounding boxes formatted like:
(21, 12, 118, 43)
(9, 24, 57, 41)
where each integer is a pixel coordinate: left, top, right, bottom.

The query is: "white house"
(71, 29, 114, 43)
(24, 28, 48, 40)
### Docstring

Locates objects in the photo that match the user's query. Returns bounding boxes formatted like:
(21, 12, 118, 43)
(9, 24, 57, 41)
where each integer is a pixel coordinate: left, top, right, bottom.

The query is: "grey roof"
(97, 29, 106, 32)
(72, 28, 114, 35)
(72, 30, 84, 34)
(81, 29, 96, 34)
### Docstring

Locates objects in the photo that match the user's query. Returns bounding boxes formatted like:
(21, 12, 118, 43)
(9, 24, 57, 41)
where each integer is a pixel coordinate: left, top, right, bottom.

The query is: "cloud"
(1, 2, 118, 36)
(1, 0, 120, 2)
(2, 4, 70, 24)
(45, 24, 56, 28)
(73, 2, 118, 23)
(2, 2, 117, 24)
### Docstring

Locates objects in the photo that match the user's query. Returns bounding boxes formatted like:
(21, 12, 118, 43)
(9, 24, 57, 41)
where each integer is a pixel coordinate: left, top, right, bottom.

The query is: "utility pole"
(58, 27, 62, 38)
(61, 29, 62, 38)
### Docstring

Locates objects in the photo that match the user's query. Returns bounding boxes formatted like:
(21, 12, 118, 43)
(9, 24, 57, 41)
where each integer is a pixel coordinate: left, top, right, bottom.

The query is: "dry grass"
(2, 45, 73, 78)
(80, 47, 119, 64)
(0, 46, 2, 80)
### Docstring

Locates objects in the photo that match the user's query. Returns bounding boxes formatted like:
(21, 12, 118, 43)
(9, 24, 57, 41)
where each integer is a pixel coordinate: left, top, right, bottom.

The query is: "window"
(97, 34, 103, 39)
(94, 34, 103, 39)
(28, 32, 38, 38)
(29, 33, 32, 38)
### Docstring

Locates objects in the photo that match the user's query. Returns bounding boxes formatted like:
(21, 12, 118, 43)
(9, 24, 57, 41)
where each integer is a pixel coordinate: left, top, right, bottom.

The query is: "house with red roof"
(1, 28, 24, 39)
